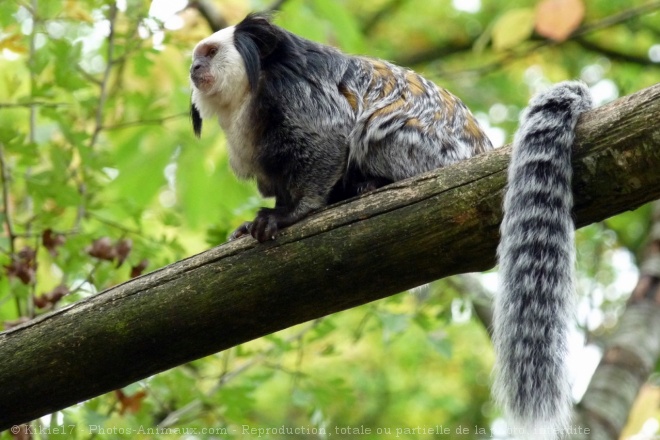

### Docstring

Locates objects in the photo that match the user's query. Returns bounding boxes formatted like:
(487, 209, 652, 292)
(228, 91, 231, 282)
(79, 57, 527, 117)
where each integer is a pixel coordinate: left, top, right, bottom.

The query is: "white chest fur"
(217, 100, 260, 180)
(190, 24, 261, 181)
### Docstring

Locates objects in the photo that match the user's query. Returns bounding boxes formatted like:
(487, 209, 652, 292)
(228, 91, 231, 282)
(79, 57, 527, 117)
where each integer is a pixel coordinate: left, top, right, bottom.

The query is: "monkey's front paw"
(251, 209, 280, 242)
(230, 208, 291, 243)
(228, 222, 252, 241)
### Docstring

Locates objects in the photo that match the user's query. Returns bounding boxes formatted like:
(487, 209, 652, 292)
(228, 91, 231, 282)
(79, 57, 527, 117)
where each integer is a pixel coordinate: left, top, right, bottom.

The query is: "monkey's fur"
(190, 14, 592, 440)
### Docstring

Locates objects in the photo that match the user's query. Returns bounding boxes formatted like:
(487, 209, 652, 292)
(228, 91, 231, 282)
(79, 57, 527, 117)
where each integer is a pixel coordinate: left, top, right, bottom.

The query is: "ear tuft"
(235, 12, 281, 59)
(191, 103, 202, 138)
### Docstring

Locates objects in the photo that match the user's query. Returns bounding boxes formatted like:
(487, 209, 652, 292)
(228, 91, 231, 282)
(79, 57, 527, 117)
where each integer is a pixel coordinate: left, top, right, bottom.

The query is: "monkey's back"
(246, 25, 493, 188)
(339, 57, 493, 182)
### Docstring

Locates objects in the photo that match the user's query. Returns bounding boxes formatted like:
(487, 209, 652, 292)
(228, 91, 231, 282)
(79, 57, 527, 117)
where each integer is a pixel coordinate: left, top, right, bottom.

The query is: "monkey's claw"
(228, 222, 252, 241)
(251, 209, 280, 242)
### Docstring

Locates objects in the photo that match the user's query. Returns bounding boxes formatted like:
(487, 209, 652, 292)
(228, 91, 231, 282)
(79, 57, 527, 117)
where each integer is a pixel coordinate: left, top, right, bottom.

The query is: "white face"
(190, 26, 249, 118)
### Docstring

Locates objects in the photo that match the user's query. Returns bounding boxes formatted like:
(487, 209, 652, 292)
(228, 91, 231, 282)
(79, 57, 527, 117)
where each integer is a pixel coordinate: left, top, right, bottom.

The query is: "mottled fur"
(190, 14, 491, 241)
(494, 81, 592, 439)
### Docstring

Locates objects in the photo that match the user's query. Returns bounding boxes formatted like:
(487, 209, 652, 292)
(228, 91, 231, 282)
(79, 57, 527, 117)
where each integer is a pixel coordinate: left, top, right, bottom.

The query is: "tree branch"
(574, 37, 655, 66)
(362, 0, 408, 35)
(573, 201, 660, 440)
(1, 83, 659, 429)
(186, 0, 228, 32)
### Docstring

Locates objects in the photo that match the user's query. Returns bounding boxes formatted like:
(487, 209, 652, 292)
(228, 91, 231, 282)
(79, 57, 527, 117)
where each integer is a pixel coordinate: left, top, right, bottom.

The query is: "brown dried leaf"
(33, 295, 50, 309)
(535, 0, 585, 42)
(35, 285, 70, 309)
(43, 228, 66, 256)
(115, 389, 147, 415)
(4, 247, 37, 285)
(17, 246, 36, 263)
(115, 238, 133, 267)
(0, 34, 27, 54)
(5, 261, 35, 285)
(130, 259, 149, 278)
(87, 237, 116, 261)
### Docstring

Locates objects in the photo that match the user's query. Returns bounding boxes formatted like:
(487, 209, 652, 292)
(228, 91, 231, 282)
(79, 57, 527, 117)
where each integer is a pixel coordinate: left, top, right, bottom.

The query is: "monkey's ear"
(191, 103, 202, 138)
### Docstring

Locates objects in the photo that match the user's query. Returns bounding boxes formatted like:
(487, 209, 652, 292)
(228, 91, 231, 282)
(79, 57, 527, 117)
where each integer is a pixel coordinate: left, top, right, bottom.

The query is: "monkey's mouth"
(190, 71, 214, 91)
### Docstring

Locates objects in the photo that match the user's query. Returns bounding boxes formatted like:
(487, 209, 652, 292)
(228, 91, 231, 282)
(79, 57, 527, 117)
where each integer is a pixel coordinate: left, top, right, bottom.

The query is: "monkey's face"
(190, 26, 249, 109)
(190, 45, 216, 91)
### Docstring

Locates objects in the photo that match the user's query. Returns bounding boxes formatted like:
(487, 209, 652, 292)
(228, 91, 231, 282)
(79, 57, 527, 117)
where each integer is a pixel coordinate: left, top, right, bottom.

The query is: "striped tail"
(493, 81, 592, 440)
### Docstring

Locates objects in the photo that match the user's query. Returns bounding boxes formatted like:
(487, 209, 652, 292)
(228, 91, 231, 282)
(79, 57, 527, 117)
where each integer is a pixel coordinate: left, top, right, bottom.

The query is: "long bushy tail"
(493, 81, 592, 439)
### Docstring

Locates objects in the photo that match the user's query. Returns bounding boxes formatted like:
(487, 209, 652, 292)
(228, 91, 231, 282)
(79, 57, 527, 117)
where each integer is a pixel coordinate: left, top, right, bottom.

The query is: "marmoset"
(189, 13, 592, 440)
(190, 14, 492, 242)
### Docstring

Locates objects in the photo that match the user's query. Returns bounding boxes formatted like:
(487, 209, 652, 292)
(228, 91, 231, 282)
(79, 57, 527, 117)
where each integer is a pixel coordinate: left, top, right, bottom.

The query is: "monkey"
(189, 13, 592, 440)
(190, 13, 492, 242)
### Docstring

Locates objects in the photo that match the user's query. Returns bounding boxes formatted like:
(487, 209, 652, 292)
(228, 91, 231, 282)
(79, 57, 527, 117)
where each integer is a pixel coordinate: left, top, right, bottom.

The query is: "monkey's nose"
(190, 59, 204, 75)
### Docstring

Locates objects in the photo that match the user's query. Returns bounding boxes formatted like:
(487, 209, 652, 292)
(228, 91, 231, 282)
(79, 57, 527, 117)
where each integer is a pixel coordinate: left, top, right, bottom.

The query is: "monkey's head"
(189, 14, 280, 138)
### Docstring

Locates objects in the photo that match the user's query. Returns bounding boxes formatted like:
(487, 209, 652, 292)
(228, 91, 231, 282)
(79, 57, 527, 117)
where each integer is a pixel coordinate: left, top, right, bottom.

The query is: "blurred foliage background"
(0, 0, 659, 438)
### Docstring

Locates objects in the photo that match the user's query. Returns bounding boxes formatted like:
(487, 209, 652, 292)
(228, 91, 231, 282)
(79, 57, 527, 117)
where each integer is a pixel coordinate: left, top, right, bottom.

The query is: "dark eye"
(207, 46, 218, 58)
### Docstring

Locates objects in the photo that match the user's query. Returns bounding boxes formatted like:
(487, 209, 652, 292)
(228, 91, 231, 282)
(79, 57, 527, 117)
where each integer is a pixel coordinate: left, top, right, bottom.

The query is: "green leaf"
(263, 334, 291, 352)
(52, 40, 87, 90)
(106, 133, 174, 207)
(0, 3, 18, 27)
(605, 204, 652, 252)
(427, 332, 453, 359)
(378, 311, 410, 341)
(311, 0, 366, 52)
(177, 142, 216, 228)
(133, 49, 155, 78)
(309, 318, 337, 341)
(492, 8, 535, 51)
(26, 170, 82, 208)
(0, 126, 22, 145)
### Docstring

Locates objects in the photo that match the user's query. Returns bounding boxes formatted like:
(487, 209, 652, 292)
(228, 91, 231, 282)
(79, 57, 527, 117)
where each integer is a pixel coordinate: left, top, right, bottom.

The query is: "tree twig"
(89, 3, 118, 150)
(0, 102, 68, 109)
(0, 146, 16, 255)
(574, 37, 655, 65)
(75, 3, 119, 231)
(103, 113, 187, 130)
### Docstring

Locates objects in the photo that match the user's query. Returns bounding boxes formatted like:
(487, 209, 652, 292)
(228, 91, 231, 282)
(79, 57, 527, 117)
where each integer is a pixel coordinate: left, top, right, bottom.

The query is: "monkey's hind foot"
(354, 177, 393, 196)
